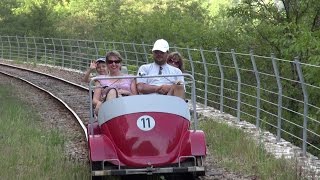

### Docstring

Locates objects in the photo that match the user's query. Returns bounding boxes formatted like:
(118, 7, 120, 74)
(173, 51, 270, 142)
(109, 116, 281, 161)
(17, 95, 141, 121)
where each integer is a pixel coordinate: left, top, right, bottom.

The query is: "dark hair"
(167, 52, 184, 72)
(106, 50, 123, 62)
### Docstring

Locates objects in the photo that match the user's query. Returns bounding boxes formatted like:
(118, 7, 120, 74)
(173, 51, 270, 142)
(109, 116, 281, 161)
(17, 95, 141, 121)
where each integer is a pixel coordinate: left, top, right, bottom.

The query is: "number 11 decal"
(137, 115, 155, 131)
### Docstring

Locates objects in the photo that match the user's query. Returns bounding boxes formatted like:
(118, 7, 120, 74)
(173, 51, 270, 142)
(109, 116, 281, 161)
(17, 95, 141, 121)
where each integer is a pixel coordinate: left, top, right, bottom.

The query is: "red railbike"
(87, 74, 206, 179)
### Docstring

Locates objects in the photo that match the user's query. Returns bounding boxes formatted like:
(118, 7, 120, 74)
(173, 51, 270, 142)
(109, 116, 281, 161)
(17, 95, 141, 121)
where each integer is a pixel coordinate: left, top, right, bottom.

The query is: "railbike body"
(87, 74, 206, 179)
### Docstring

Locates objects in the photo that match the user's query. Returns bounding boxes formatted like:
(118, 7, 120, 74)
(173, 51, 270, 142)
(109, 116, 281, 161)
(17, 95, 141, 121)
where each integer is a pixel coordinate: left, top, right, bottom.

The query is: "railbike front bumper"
(92, 166, 205, 176)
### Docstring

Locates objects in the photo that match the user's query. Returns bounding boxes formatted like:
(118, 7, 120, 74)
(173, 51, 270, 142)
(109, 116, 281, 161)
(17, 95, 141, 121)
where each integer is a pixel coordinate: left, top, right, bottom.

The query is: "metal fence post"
(215, 48, 224, 112)
(271, 53, 283, 142)
(84, 40, 90, 65)
(33, 36, 38, 62)
(24, 36, 29, 63)
(69, 39, 73, 68)
(142, 42, 149, 64)
(294, 58, 309, 156)
(187, 47, 195, 81)
(51, 38, 56, 66)
(16, 36, 20, 60)
(112, 41, 116, 50)
(250, 50, 261, 128)
(0, 36, 3, 59)
(103, 40, 107, 53)
(60, 39, 65, 67)
(132, 43, 138, 67)
(43, 38, 47, 64)
(77, 40, 81, 71)
(190, 75, 198, 130)
(122, 43, 128, 62)
(94, 40, 98, 58)
(7, 36, 11, 60)
(200, 48, 208, 108)
(231, 49, 241, 122)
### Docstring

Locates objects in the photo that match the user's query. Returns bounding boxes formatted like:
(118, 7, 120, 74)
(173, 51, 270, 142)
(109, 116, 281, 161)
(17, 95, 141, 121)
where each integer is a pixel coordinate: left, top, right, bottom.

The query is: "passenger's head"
(105, 51, 123, 75)
(95, 57, 108, 75)
(152, 39, 169, 66)
(167, 52, 184, 72)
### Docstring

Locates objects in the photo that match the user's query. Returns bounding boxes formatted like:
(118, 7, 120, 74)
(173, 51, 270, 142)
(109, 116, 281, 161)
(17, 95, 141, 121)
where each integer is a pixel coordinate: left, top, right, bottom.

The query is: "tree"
(0, 0, 24, 35)
(225, 0, 320, 154)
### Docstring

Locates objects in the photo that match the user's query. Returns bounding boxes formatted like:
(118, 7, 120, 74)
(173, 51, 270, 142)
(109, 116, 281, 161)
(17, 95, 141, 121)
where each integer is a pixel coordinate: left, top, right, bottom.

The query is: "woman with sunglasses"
(165, 51, 186, 97)
(93, 51, 137, 114)
(167, 52, 184, 72)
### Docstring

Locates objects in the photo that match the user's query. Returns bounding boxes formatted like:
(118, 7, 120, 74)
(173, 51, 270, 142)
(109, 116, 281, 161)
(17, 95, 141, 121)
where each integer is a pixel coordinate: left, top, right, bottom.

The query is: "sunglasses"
(168, 59, 180, 65)
(107, 60, 121, 64)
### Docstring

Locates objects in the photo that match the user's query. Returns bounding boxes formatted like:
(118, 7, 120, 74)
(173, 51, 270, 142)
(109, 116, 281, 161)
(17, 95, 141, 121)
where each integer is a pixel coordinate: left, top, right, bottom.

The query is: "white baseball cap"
(152, 39, 169, 52)
(96, 57, 106, 63)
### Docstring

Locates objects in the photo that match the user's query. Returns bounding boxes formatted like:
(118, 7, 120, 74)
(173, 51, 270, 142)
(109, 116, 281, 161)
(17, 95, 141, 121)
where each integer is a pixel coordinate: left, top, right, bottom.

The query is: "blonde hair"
(106, 50, 123, 62)
(167, 52, 184, 72)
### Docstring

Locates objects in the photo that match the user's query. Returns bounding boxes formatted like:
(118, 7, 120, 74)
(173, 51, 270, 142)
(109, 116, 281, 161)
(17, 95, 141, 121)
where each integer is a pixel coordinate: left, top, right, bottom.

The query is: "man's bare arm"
(137, 83, 161, 94)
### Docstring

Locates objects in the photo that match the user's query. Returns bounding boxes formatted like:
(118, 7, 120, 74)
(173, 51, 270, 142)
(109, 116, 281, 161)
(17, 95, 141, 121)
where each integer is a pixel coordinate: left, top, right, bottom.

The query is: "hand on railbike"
(118, 89, 131, 96)
(157, 85, 171, 95)
(94, 101, 102, 115)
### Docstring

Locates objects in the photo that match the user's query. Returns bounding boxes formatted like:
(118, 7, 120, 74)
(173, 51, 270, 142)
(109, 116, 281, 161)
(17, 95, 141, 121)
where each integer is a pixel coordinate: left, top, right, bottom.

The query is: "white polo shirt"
(136, 63, 184, 86)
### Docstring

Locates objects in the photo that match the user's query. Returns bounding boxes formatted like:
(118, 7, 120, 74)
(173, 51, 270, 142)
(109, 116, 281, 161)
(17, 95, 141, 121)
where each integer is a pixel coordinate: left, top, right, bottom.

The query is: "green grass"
(200, 118, 302, 180)
(0, 86, 90, 179)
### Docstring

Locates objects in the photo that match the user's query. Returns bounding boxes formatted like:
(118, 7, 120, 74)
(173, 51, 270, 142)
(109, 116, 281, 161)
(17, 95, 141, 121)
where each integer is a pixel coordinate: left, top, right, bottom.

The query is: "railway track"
(0, 62, 90, 130)
(0, 62, 89, 163)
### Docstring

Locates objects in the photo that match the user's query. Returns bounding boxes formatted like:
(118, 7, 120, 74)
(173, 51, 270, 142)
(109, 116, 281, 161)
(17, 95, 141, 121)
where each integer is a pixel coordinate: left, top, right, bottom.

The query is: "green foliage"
(226, 0, 320, 60)
(0, 0, 215, 45)
(1, 0, 319, 60)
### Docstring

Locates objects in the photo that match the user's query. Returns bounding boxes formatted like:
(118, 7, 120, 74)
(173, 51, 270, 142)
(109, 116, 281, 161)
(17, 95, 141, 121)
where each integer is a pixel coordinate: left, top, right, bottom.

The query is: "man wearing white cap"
(136, 39, 185, 98)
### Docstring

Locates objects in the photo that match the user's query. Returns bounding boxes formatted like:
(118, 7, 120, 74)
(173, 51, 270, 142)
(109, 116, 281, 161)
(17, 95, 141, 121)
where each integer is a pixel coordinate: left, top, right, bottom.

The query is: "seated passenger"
(136, 39, 185, 99)
(82, 57, 108, 83)
(93, 51, 137, 114)
(167, 51, 185, 72)
(167, 51, 185, 95)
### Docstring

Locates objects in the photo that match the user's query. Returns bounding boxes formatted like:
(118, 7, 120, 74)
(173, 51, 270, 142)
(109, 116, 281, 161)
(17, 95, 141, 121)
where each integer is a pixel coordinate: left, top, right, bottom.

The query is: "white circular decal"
(137, 115, 155, 131)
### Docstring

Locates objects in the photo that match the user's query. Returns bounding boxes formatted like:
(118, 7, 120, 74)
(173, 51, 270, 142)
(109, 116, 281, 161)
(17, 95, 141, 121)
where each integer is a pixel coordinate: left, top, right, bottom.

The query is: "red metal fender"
(179, 130, 207, 158)
(189, 130, 207, 156)
(89, 134, 118, 162)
